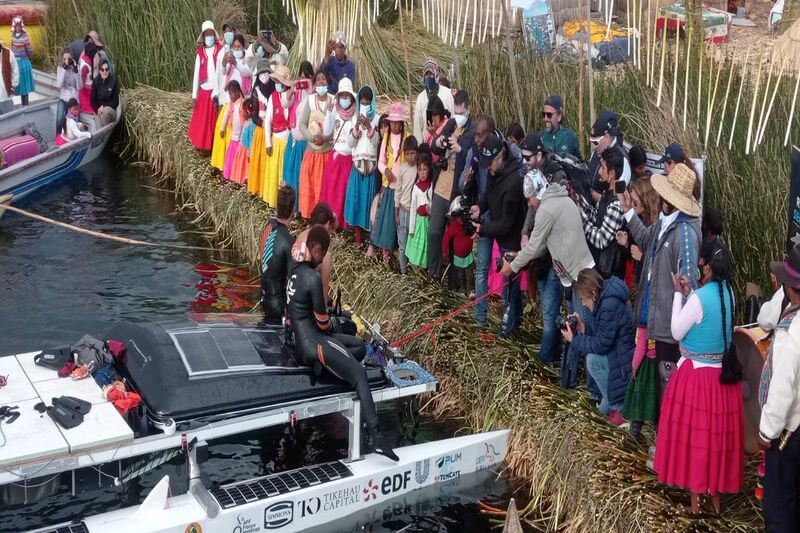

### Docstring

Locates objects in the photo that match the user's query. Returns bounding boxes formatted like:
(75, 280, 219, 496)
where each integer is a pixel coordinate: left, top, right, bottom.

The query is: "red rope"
(389, 271, 525, 348)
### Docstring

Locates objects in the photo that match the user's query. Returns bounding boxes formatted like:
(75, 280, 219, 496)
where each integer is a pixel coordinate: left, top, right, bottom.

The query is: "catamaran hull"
(77, 430, 510, 533)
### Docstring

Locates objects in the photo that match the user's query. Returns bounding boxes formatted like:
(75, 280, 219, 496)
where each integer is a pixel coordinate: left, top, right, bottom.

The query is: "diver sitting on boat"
(260, 185, 296, 320)
(286, 224, 399, 462)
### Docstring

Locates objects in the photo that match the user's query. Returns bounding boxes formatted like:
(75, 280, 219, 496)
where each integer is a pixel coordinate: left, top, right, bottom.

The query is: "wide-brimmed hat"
(336, 77, 357, 98)
(269, 64, 293, 86)
(650, 163, 701, 217)
(772, 245, 800, 289)
(197, 20, 218, 44)
(85, 30, 104, 48)
(387, 102, 405, 122)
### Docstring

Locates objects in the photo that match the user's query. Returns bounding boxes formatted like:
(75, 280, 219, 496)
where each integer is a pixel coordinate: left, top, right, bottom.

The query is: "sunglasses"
(100, 68, 110, 72)
(522, 152, 536, 161)
(542, 111, 553, 119)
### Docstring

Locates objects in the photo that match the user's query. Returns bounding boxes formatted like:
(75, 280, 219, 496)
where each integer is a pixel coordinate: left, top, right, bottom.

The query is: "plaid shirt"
(579, 193, 625, 249)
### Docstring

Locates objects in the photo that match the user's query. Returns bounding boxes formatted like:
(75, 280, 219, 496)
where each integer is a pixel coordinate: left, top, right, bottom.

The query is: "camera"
(555, 315, 579, 331)
(494, 253, 516, 273)
(450, 195, 475, 236)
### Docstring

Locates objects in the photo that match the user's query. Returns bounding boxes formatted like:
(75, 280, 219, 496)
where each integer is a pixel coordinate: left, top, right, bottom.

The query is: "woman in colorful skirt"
(297, 70, 333, 218)
(372, 103, 407, 262)
(211, 34, 252, 171)
(344, 85, 381, 248)
(319, 77, 358, 225)
(283, 61, 314, 212)
(10, 17, 34, 106)
(261, 64, 294, 207)
(220, 81, 247, 183)
(653, 238, 744, 515)
(188, 21, 223, 151)
(248, 69, 274, 197)
(405, 151, 432, 270)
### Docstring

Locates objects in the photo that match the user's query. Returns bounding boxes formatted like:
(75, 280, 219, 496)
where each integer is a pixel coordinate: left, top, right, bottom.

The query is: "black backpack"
(552, 153, 593, 203)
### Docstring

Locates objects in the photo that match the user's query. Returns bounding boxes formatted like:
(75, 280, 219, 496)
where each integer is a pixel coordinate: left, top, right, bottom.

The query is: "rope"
(389, 270, 525, 348)
(1, 203, 218, 252)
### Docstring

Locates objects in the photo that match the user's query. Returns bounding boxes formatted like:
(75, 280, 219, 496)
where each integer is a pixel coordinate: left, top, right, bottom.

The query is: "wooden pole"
(579, 0, 586, 146)
(716, 51, 737, 146)
(785, 72, 800, 147)
(729, 48, 750, 149)
(398, 8, 414, 122)
(745, 45, 766, 154)
(501, 0, 525, 126)
(587, 2, 595, 124)
(704, 55, 723, 148)
(758, 58, 787, 146)
(671, 23, 679, 116)
(484, 45, 497, 118)
(696, 42, 703, 134)
(754, 54, 778, 148)
(682, 25, 691, 130)
(655, 16, 668, 108)
(257, 0, 261, 32)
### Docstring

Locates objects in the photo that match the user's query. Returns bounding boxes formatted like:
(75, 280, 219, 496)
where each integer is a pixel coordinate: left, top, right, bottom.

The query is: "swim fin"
(47, 404, 84, 429)
(370, 428, 399, 462)
(53, 396, 92, 415)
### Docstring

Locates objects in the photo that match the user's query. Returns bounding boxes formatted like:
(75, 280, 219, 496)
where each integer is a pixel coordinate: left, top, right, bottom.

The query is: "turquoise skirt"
(283, 136, 306, 212)
(15, 58, 35, 96)
(372, 188, 398, 250)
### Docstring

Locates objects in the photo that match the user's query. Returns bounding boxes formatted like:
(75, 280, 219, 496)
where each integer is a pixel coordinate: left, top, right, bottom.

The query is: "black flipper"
(47, 404, 83, 429)
(370, 427, 399, 462)
(54, 396, 92, 415)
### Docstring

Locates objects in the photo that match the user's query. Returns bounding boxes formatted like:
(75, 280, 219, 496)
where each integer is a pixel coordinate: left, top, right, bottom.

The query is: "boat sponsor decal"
(435, 452, 462, 483)
(233, 513, 260, 533)
(263, 500, 294, 529)
(298, 483, 363, 517)
(362, 479, 379, 501)
(362, 470, 413, 502)
(415, 458, 430, 484)
(475, 442, 502, 472)
(185, 523, 203, 533)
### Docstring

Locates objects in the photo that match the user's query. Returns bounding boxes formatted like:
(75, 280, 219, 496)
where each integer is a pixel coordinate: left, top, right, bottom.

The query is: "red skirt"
(188, 88, 217, 151)
(653, 358, 744, 494)
(319, 152, 352, 227)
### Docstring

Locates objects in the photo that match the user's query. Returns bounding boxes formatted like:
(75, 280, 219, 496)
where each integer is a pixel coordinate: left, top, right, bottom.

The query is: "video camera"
(449, 194, 476, 237)
(431, 117, 458, 171)
(494, 253, 516, 273)
(555, 315, 579, 331)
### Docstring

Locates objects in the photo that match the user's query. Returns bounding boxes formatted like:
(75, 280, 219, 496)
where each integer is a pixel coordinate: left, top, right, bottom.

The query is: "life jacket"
(197, 43, 222, 85)
(271, 91, 290, 133)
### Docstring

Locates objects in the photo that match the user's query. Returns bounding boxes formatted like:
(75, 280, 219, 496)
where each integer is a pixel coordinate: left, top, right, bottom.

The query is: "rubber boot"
(369, 425, 399, 462)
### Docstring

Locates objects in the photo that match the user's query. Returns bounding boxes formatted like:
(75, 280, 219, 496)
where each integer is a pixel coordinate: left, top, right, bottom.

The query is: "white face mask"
(453, 114, 468, 128)
(232, 49, 243, 59)
(359, 106, 368, 117)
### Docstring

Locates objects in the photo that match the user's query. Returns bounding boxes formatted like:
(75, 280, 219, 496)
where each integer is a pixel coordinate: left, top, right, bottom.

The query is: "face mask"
(339, 97, 352, 110)
(232, 49, 244, 60)
(359, 106, 368, 117)
(274, 82, 284, 93)
(453, 113, 468, 128)
(315, 86, 328, 97)
(204, 35, 216, 48)
(424, 77, 437, 93)
(224, 32, 234, 45)
(258, 73, 269, 84)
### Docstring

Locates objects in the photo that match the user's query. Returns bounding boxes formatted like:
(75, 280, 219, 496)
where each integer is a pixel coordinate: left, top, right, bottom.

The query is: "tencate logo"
(263, 500, 293, 529)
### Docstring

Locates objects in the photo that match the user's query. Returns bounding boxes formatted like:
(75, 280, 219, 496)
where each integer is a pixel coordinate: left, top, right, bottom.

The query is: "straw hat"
(269, 64, 293, 87)
(650, 163, 701, 217)
(336, 77, 357, 98)
(387, 102, 405, 122)
(196, 20, 218, 44)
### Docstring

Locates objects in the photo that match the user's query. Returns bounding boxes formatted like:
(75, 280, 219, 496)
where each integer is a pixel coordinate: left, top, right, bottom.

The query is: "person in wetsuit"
(286, 224, 398, 461)
(260, 186, 296, 319)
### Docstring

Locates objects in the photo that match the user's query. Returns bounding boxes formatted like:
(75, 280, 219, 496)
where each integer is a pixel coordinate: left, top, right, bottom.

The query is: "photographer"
(321, 31, 355, 94)
(470, 136, 526, 339)
(562, 268, 634, 425)
(246, 29, 289, 73)
(56, 48, 81, 133)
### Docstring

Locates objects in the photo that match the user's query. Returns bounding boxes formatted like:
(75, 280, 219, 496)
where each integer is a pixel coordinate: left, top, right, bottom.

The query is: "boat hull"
(78, 429, 510, 533)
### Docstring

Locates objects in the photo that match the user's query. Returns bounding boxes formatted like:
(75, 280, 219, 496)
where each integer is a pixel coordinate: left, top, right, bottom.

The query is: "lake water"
(0, 155, 515, 532)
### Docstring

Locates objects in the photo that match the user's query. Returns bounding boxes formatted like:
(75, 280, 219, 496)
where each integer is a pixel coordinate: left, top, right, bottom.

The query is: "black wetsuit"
(260, 218, 295, 320)
(286, 261, 377, 430)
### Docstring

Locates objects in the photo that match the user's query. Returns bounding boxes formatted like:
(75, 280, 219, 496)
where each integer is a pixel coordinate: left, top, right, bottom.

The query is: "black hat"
(544, 94, 564, 111)
(658, 142, 685, 164)
(478, 135, 504, 168)
(520, 132, 545, 153)
(591, 110, 619, 137)
(772, 245, 800, 289)
(426, 94, 450, 118)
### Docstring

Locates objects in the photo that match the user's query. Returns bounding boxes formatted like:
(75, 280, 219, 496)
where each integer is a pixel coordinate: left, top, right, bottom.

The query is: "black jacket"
(478, 155, 526, 252)
(90, 75, 119, 112)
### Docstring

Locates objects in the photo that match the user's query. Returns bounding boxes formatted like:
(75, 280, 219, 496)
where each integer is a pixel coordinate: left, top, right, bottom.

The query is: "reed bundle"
(121, 84, 768, 532)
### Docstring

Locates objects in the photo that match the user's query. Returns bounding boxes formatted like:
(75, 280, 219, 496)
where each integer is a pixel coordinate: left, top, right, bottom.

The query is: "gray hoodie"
(510, 183, 594, 285)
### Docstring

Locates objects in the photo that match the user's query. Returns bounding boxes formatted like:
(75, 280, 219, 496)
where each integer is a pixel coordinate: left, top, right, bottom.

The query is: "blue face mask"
(424, 76, 437, 93)
(224, 32, 234, 45)
(232, 49, 243, 59)
(338, 97, 352, 110)
(315, 86, 328, 97)
(204, 35, 216, 48)
(274, 82, 284, 93)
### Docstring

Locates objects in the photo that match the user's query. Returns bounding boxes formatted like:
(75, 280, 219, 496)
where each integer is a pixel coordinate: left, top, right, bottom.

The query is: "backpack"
(71, 334, 113, 366)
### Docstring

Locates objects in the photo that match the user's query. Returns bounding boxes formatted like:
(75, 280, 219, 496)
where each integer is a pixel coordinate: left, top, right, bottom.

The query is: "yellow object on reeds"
(0, 24, 43, 50)
(562, 20, 630, 44)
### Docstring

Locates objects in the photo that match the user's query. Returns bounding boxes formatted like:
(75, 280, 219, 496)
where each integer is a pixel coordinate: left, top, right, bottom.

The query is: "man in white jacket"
(759, 245, 800, 532)
(412, 57, 454, 143)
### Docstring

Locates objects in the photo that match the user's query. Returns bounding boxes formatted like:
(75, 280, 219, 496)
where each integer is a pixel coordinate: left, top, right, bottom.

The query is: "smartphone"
(614, 179, 627, 194)
(295, 79, 309, 91)
(261, 29, 273, 41)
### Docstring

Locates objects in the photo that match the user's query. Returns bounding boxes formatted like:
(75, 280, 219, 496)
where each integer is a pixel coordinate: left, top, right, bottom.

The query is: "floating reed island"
(121, 84, 766, 533)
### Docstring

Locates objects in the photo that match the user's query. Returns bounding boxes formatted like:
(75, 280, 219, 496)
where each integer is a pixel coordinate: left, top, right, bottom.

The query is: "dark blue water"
(0, 155, 515, 532)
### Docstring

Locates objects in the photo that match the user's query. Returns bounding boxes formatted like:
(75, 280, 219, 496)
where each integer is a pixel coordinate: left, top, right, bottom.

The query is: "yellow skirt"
(210, 104, 230, 171)
(248, 126, 266, 197)
(261, 136, 287, 207)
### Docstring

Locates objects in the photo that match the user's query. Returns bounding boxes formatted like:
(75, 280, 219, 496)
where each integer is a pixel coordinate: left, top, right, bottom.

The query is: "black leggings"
(298, 333, 376, 429)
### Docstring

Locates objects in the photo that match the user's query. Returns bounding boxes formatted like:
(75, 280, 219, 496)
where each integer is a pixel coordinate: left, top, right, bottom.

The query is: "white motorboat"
(0, 314, 510, 532)
(0, 70, 121, 201)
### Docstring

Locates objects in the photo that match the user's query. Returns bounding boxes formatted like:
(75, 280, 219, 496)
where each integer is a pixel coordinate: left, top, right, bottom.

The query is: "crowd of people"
(186, 20, 800, 530)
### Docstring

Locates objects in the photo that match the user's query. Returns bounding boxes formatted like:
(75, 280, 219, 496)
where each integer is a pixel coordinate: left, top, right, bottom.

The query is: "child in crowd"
(262, 65, 295, 207)
(320, 77, 359, 225)
(55, 98, 91, 146)
(211, 34, 253, 171)
(394, 136, 418, 274)
(232, 98, 254, 185)
(344, 86, 381, 251)
(297, 70, 334, 218)
(11, 16, 34, 106)
(248, 68, 273, 197)
(406, 148, 433, 271)
(372, 103, 408, 262)
(220, 80, 246, 183)
(441, 200, 475, 296)
(283, 61, 315, 212)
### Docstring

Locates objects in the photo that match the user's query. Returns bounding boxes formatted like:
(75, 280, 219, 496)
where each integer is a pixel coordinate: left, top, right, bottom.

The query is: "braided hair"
(700, 238, 742, 383)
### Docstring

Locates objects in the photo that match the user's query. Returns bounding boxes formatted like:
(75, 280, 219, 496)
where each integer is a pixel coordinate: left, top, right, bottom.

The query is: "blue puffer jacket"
(571, 276, 634, 408)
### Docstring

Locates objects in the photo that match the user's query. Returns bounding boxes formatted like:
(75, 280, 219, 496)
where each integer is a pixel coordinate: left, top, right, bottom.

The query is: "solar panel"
(209, 461, 354, 509)
(169, 327, 278, 377)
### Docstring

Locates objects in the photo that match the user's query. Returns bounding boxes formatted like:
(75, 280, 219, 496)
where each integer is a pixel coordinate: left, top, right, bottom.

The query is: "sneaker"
(607, 410, 630, 428)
